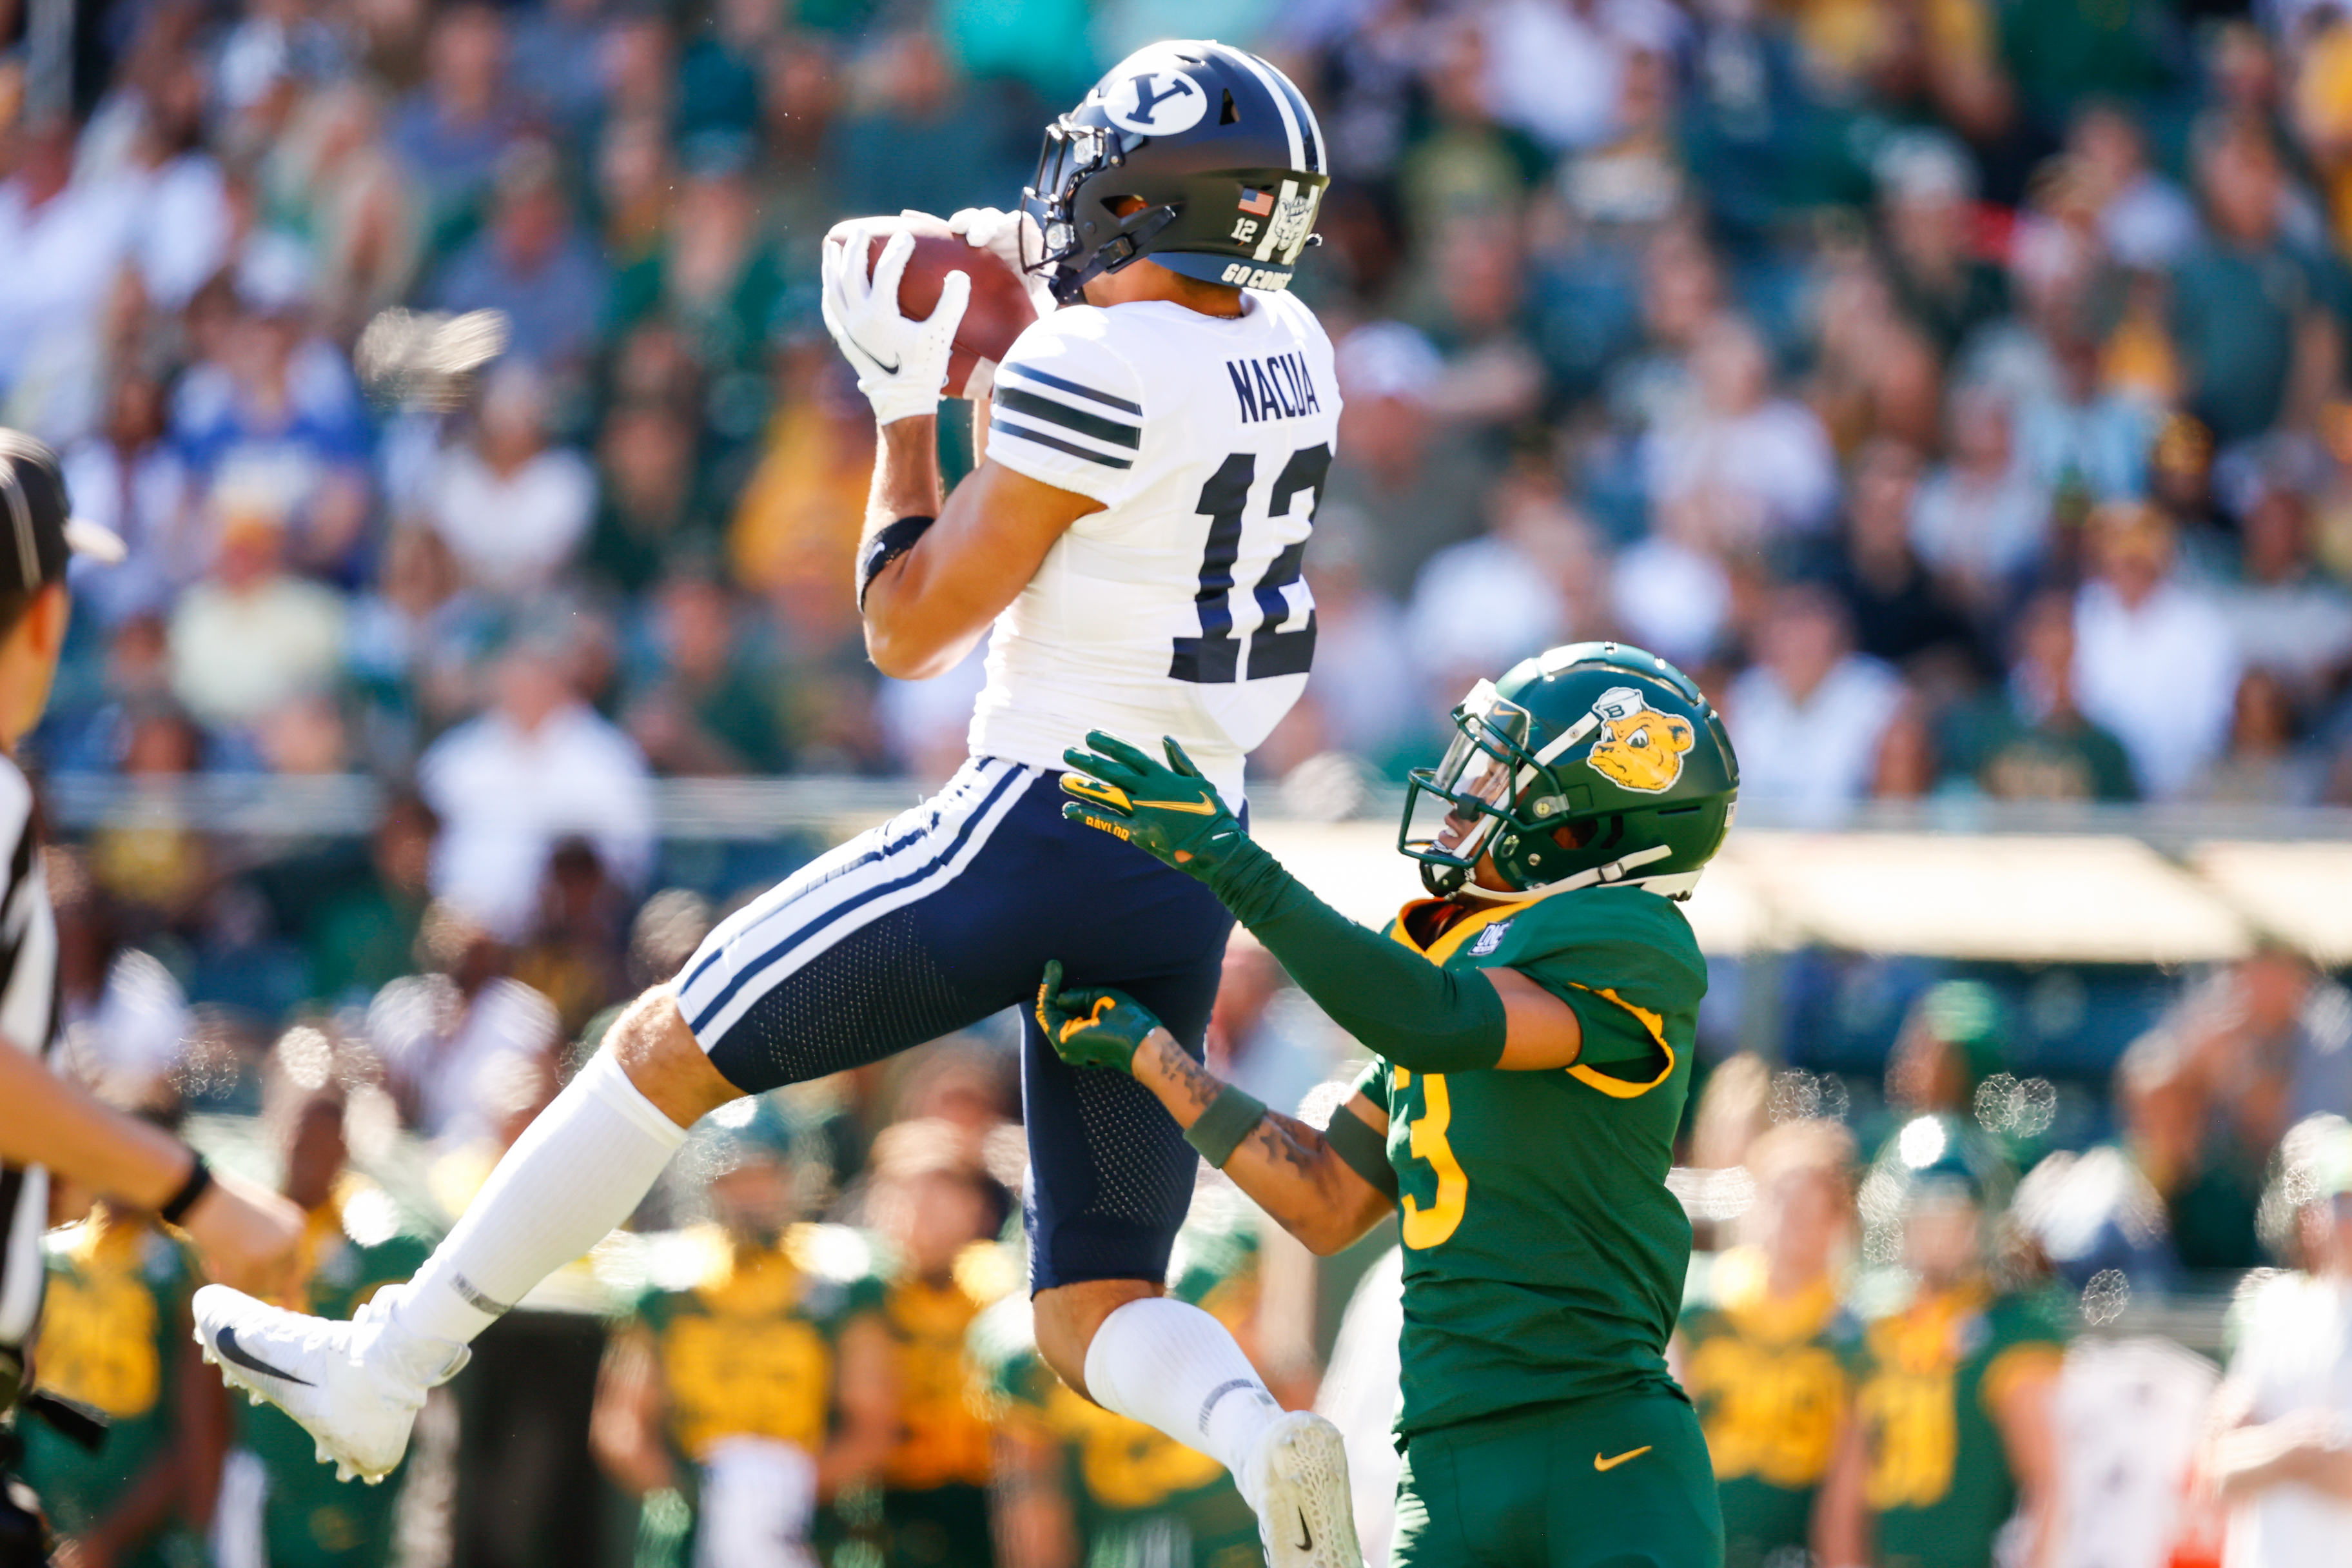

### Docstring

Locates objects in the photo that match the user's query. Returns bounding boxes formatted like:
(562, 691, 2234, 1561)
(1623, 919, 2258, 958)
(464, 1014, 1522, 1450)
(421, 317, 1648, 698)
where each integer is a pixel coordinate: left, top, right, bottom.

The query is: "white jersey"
(972, 289, 1340, 801)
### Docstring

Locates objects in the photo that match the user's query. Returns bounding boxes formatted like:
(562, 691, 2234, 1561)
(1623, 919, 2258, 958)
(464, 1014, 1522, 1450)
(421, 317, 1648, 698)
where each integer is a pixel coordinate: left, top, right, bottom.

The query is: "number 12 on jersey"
(1170, 444, 1329, 683)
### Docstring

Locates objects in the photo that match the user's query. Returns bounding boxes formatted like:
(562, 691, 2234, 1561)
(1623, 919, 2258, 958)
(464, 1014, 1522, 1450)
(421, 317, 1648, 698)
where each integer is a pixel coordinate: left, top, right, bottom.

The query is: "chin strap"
(1459, 843, 1677, 905)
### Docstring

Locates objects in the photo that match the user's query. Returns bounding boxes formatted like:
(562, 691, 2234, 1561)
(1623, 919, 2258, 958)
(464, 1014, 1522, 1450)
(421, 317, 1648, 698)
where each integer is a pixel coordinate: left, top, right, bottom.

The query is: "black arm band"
(857, 514, 936, 611)
(1204, 840, 1509, 1072)
(159, 1153, 213, 1225)
(1183, 1085, 1268, 1168)
(1324, 1101, 1400, 1201)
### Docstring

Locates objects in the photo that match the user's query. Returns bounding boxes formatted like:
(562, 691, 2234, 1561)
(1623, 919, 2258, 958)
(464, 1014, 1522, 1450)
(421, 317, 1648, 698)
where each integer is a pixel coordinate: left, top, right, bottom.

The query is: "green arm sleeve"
(1206, 841, 1508, 1072)
(1324, 1101, 1399, 1202)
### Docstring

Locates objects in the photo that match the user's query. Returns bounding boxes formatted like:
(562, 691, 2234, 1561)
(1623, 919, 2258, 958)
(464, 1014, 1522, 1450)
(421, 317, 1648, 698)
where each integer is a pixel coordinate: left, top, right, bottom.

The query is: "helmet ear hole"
(1550, 822, 1589, 852)
(1220, 88, 1239, 125)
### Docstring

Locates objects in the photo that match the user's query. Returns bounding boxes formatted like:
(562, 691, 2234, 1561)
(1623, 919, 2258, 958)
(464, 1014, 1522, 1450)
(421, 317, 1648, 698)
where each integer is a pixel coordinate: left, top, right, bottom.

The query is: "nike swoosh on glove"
(820, 222, 970, 426)
(1059, 734, 1247, 882)
(1035, 960, 1164, 1076)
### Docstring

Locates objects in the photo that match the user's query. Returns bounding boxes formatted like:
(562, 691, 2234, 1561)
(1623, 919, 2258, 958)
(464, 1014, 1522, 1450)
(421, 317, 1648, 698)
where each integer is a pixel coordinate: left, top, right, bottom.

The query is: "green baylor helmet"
(1400, 642, 1740, 901)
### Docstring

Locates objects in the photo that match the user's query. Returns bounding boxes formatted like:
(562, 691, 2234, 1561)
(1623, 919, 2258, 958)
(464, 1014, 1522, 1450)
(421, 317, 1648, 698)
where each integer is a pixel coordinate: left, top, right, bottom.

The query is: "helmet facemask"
(1022, 121, 1180, 306)
(1402, 680, 1551, 896)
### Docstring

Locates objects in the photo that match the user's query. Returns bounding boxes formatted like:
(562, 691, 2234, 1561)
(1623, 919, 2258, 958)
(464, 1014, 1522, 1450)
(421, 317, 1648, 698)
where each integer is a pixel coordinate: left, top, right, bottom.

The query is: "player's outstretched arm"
(1060, 735, 1590, 1072)
(0, 1035, 304, 1295)
(1035, 965, 1396, 1257)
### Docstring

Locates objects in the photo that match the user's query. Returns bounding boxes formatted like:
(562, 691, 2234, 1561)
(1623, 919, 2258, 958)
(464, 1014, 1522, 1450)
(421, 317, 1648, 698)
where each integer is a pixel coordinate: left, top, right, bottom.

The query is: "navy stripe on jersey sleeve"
(995, 386, 1142, 449)
(999, 362, 1142, 416)
(986, 418, 1134, 469)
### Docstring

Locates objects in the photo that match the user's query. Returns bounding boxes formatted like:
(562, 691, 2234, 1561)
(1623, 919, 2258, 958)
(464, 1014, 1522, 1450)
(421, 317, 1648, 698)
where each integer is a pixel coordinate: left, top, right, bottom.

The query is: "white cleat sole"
(1251, 1411, 1364, 1568)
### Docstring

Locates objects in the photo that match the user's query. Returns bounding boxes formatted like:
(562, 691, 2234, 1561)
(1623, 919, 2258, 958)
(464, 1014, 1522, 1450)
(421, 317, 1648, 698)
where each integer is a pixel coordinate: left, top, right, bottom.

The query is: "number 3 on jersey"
(1170, 444, 1329, 683)
(1393, 1065, 1469, 1249)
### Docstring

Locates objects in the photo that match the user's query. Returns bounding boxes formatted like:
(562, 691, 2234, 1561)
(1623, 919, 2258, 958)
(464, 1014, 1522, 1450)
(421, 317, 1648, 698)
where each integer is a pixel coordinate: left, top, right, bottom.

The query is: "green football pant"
(1391, 1393, 1724, 1568)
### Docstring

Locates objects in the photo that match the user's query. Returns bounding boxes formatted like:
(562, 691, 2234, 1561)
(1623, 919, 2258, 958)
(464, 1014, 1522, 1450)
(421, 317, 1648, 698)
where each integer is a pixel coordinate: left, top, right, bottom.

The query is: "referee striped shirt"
(0, 754, 55, 1348)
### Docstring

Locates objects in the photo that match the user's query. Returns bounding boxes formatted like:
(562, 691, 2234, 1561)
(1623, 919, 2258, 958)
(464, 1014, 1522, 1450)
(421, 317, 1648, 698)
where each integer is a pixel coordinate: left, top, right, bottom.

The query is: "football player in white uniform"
(193, 39, 1362, 1568)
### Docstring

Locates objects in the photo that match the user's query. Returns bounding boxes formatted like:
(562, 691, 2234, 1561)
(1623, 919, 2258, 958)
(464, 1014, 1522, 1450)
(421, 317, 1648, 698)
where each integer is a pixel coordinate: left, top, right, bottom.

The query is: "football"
(867, 217, 1039, 398)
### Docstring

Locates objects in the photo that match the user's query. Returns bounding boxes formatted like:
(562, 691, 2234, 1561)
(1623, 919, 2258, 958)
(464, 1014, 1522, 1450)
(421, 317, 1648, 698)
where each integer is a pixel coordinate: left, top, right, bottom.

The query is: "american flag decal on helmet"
(1237, 188, 1275, 217)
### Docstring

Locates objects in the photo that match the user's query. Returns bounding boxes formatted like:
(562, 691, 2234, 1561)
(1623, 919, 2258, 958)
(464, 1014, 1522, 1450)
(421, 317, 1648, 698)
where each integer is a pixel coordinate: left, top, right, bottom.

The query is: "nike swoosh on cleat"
(1293, 1512, 1312, 1552)
(215, 1325, 315, 1387)
(1593, 1445, 1651, 1471)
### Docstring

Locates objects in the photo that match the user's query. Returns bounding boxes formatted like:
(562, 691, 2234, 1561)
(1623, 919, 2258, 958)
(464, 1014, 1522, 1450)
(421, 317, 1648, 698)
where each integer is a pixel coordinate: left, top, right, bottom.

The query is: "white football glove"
(819, 222, 970, 426)
(948, 206, 1061, 318)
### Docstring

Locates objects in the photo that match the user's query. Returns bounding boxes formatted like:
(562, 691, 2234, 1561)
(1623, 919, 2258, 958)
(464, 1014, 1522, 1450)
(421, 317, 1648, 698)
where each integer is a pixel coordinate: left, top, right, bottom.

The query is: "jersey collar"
(1388, 885, 1573, 965)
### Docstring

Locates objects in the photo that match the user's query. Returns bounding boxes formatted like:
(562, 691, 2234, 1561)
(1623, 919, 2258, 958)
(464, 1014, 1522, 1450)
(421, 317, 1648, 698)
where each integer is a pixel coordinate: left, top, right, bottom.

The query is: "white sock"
(1083, 1297, 1282, 1505)
(391, 1049, 688, 1346)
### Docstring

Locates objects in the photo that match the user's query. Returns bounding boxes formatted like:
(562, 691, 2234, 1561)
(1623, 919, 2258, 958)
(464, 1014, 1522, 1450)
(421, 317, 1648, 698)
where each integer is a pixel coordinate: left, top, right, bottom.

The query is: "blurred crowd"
(15, 0, 2352, 850)
(26, 914, 2352, 1568)
(14, 0, 2352, 997)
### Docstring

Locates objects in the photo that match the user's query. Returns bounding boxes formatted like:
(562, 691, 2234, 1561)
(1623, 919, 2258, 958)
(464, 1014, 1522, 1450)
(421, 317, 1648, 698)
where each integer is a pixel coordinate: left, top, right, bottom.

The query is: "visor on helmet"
(1402, 680, 1535, 875)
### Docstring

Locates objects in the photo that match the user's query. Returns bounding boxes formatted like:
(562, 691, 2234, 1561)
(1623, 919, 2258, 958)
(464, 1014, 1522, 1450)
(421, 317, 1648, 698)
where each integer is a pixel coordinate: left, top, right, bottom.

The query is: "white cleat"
(1245, 1411, 1364, 1568)
(192, 1284, 469, 1484)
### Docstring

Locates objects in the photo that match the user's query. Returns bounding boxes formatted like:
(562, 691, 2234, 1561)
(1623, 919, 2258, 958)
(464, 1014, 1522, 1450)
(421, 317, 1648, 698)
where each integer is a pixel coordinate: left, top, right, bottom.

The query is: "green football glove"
(1034, 961, 1163, 1076)
(1059, 733, 1247, 881)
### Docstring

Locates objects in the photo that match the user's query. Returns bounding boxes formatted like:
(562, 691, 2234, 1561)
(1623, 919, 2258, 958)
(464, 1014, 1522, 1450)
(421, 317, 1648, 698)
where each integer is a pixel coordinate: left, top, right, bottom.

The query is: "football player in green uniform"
(1672, 1119, 1858, 1568)
(1817, 1117, 2067, 1568)
(1041, 642, 1737, 1568)
(235, 1088, 436, 1568)
(868, 1121, 1014, 1568)
(590, 1127, 898, 1568)
(25, 1193, 220, 1568)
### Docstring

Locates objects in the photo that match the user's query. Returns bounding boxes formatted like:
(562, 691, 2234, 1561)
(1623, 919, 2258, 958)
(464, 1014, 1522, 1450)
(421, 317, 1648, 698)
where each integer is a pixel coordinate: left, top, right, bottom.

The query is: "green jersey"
(635, 1226, 887, 1568)
(1847, 1283, 2069, 1568)
(24, 1215, 202, 1568)
(634, 1225, 885, 1465)
(1677, 1250, 1857, 1568)
(1360, 884, 1703, 1436)
(239, 1195, 435, 1568)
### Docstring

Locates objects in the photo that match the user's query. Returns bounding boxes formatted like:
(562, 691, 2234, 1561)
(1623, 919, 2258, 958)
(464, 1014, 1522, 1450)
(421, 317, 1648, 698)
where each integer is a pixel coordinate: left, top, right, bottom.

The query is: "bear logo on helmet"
(1584, 687, 1695, 794)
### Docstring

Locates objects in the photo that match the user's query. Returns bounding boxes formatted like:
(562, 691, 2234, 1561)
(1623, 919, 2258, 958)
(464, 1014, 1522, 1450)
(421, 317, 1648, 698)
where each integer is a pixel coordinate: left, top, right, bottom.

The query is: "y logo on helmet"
(1103, 70, 1208, 135)
(1584, 686, 1694, 794)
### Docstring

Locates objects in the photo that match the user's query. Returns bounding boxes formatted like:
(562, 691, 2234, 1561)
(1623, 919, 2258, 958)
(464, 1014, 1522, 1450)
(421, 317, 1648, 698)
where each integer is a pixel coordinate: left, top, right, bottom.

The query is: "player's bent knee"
(1032, 1277, 1159, 1402)
(606, 986, 743, 1128)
